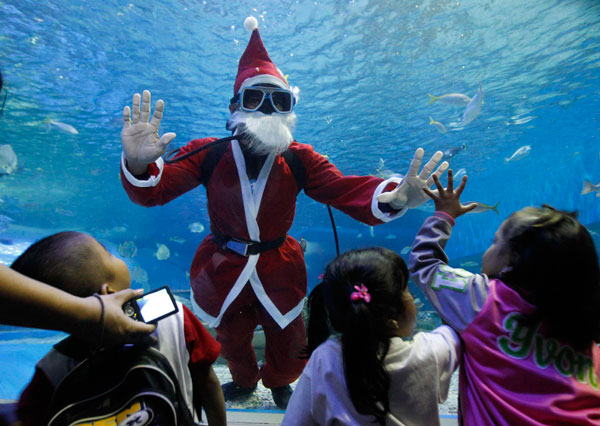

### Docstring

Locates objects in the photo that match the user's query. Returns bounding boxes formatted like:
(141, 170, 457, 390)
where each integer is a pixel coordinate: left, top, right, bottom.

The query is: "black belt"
(212, 232, 287, 256)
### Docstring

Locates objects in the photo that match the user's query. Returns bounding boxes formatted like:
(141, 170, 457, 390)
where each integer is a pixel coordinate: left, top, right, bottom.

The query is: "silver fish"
(505, 145, 531, 162)
(155, 243, 170, 260)
(465, 201, 500, 214)
(461, 84, 484, 126)
(299, 237, 307, 252)
(428, 93, 471, 106)
(188, 222, 205, 233)
(582, 179, 600, 197)
(118, 241, 138, 258)
(429, 116, 447, 134)
(454, 168, 467, 180)
(48, 119, 79, 135)
(0, 145, 17, 175)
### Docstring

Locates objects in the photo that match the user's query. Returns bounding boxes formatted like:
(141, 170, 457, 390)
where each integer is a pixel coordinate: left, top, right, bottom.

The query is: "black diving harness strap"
(164, 134, 242, 164)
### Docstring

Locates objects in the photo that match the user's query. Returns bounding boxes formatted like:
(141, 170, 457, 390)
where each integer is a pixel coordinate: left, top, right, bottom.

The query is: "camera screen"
(137, 288, 177, 323)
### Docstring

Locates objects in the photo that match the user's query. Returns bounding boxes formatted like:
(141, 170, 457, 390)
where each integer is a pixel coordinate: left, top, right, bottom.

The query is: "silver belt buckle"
(226, 239, 249, 256)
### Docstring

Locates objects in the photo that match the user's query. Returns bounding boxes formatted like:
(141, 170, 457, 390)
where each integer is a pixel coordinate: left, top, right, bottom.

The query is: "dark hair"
(11, 231, 113, 297)
(500, 205, 600, 349)
(304, 247, 409, 425)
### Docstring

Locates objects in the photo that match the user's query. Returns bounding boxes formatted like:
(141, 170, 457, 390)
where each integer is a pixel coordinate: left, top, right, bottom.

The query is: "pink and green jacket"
(410, 213, 600, 425)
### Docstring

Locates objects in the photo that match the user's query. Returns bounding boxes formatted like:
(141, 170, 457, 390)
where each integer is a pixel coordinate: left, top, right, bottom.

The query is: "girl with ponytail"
(283, 247, 461, 425)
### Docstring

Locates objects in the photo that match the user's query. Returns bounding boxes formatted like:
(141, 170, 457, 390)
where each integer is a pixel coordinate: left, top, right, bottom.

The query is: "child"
(11, 231, 227, 426)
(410, 170, 600, 425)
(282, 247, 461, 425)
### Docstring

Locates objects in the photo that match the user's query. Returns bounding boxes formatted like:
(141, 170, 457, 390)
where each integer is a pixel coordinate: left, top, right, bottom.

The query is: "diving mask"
(233, 86, 295, 114)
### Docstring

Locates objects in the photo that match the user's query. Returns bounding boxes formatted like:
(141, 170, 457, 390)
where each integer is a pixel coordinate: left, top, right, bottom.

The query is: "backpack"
(46, 339, 194, 426)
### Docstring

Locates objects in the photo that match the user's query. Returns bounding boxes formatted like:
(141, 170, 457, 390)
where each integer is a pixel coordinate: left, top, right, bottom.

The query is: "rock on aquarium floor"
(213, 363, 459, 414)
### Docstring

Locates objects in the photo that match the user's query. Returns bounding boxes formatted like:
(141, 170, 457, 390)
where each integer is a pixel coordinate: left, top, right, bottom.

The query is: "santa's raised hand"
(121, 90, 176, 175)
(377, 148, 449, 210)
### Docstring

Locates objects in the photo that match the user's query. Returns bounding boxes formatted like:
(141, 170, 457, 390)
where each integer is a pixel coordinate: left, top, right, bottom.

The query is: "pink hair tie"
(350, 283, 371, 303)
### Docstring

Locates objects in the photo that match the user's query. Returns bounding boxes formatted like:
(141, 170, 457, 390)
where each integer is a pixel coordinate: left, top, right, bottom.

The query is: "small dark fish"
(444, 143, 466, 158)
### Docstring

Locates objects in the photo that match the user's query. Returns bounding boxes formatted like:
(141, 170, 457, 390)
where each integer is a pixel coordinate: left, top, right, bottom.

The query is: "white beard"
(227, 110, 296, 155)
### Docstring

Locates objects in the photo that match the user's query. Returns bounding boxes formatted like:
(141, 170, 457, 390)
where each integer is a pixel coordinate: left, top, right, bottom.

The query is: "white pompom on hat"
(234, 16, 289, 95)
(244, 16, 258, 31)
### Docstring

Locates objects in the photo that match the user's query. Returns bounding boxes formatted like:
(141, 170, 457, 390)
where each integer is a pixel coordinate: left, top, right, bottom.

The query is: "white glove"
(377, 148, 449, 210)
(121, 90, 176, 174)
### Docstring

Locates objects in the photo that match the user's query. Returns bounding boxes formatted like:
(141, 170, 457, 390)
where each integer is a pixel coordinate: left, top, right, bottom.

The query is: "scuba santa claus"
(119, 16, 448, 409)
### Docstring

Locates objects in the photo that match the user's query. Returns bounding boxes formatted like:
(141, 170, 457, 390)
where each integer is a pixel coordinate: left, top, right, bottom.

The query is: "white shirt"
(282, 325, 461, 426)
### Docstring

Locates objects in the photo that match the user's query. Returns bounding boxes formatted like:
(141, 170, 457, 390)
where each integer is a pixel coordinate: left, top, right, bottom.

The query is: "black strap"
(201, 139, 230, 185)
(212, 232, 287, 256)
(281, 149, 306, 192)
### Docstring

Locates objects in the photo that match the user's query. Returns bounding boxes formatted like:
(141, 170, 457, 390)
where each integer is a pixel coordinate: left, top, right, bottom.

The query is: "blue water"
(1, 0, 599, 404)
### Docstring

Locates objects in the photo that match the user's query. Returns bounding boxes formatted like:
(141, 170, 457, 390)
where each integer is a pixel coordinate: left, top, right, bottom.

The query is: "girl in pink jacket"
(410, 170, 600, 425)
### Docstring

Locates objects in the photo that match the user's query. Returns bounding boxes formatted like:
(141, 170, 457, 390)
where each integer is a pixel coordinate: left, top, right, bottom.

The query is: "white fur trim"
(190, 255, 259, 328)
(231, 140, 261, 240)
(371, 176, 407, 222)
(120, 152, 164, 187)
(244, 16, 258, 31)
(239, 74, 288, 92)
(249, 270, 305, 329)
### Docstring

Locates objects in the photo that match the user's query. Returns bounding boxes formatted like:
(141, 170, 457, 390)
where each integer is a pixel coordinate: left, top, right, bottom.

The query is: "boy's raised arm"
(0, 265, 155, 345)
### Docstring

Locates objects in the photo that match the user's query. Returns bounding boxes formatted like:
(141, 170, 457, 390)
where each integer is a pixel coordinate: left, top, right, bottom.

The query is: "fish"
(130, 266, 148, 285)
(169, 236, 186, 244)
(444, 143, 466, 158)
(505, 145, 531, 162)
(453, 168, 467, 180)
(0, 214, 14, 232)
(47, 119, 79, 135)
(118, 241, 138, 258)
(55, 208, 75, 217)
(369, 226, 375, 238)
(461, 84, 484, 126)
(299, 237, 307, 252)
(188, 222, 205, 233)
(400, 246, 411, 255)
(414, 298, 424, 309)
(385, 234, 397, 240)
(427, 93, 471, 106)
(376, 158, 402, 179)
(0, 145, 17, 175)
(465, 201, 500, 214)
(429, 116, 447, 134)
(581, 179, 600, 197)
(460, 261, 479, 268)
(155, 243, 170, 260)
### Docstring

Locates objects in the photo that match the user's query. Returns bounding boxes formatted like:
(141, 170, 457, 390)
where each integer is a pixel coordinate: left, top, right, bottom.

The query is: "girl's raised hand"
(423, 169, 477, 219)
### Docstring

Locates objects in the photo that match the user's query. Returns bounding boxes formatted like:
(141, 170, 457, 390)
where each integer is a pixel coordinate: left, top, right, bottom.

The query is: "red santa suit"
(120, 20, 406, 389)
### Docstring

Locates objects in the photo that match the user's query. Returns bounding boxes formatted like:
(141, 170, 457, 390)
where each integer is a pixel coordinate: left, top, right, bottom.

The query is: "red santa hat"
(233, 16, 289, 95)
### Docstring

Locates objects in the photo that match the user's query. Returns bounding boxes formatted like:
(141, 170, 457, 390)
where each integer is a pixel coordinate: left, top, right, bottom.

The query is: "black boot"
(221, 381, 257, 401)
(271, 384, 293, 409)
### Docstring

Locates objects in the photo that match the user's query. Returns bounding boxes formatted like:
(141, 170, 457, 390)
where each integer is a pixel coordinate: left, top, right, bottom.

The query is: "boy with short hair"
(12, 231, 226, 425)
